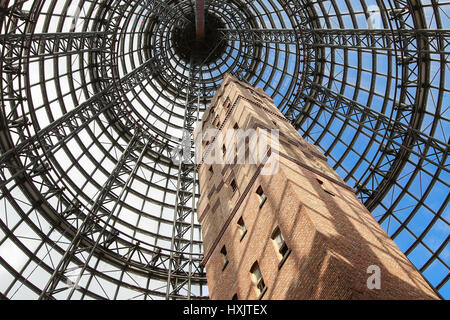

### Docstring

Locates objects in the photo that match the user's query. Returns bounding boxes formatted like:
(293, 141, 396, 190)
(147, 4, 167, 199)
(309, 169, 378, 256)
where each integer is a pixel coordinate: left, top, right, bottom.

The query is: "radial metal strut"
(166, 60, 202, 299)
(219, 28, 450, 55)
(0, 58, 161, 191)
(0, 0, 448, 301)
(39, 129, 149, 299)
(0, 32, 113, 60)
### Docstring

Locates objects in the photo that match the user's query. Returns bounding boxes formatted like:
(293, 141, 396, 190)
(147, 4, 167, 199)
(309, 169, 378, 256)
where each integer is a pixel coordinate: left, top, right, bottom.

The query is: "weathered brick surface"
(196, 74, 439, 300)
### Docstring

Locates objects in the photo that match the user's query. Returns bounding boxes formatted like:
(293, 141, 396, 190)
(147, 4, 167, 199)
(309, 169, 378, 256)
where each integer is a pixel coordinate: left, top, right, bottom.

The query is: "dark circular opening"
(171, 13, 227, 65)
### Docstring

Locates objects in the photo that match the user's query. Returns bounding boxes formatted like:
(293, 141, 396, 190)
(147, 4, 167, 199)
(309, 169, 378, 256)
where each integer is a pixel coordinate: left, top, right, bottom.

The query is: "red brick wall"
(196, 74, 439, 300)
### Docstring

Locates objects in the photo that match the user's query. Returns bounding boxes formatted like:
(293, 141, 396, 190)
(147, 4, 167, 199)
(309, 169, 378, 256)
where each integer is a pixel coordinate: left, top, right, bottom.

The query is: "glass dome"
(0, 0, 448, 299)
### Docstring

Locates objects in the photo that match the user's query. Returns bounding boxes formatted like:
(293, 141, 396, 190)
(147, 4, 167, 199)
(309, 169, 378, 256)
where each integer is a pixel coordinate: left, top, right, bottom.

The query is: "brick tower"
(195, 74, 439, 300)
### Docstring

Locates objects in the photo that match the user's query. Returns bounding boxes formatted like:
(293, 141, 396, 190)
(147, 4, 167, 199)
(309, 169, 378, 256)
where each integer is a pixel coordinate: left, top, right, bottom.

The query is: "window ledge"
(222, 260, 229, 272)
(240, 230, 248, 242)
(259, 197, 267, 209)
(278, 249, 292, 270)
(257, 286, 268, 300)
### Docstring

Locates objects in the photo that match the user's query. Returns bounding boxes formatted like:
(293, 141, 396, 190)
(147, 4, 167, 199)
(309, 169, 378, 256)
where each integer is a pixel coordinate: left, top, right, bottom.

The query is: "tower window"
(250, 262, 267, 298)
(224, 99, 231, 110)
(256, 186, 267, 208)
(271, 227, 291, 269)
(209, 166, 214, 175)
(220, 246, 229, 271)
(233, 123, 239, 130)
(230, 179, 237, 193)
(214, 116, 221, 128)
(237, 217, 247, 240)
(232, 293, 238, 300)
(272, 228, 288, 257)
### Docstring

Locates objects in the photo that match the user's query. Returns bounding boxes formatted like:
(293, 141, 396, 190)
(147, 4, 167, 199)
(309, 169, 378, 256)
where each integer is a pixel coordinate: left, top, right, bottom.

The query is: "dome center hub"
(172, 13, 226, 65)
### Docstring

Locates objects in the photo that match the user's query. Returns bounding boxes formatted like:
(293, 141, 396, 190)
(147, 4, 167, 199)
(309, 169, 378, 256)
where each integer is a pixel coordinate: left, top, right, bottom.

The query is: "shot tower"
(196, 74, 439, 300)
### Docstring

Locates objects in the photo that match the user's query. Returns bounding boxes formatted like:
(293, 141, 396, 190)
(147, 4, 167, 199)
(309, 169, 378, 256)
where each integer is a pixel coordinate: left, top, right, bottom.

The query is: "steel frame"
(0, 0, 448, 300)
